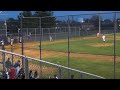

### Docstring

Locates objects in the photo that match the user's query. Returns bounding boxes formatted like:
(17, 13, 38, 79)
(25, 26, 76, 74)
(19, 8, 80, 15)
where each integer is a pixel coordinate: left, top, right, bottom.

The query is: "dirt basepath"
(2, 38, 120, 63)
(2, 46, 120, 62)
(88, 43, 113, 47)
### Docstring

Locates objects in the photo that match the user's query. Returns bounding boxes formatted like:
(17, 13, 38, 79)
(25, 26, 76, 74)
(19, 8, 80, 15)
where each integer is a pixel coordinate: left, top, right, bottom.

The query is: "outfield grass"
(111, 33, 120, 36)
(37, 34, 120, 79)
(41, 39, 120, 56)
(34, 34, 120, 79)
(43, 56, 120, 79)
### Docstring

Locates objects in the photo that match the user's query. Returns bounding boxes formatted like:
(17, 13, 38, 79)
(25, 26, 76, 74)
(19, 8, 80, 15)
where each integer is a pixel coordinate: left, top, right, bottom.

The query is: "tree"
(17, 11, 56, 28)
(90, 15, 102, 27)
(7, 18, 19, 33)
(17, 11, 34, 28)
(84, 18, 91, 23)
(33, 11, 56, 28)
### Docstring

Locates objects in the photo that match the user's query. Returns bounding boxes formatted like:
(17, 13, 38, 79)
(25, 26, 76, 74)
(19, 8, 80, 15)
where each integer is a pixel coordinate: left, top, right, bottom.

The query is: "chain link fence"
(0, 50, 105, 79)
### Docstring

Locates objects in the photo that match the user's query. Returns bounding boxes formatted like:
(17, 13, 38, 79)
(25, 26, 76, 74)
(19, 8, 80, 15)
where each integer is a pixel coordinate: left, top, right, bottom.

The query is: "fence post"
(27, 28, 28, 37)
(58, 66, 62, 79)
(42, 28, 43, 41)
(1, 41, 5, 72)
(79, 27, 81, 37)
(113, 12, 117, 79)
(2, 51, 5, 72)
(39, 17, 42, 79)
(35, 28, 36, 41)
(11, 44, 14, 66)
(67, 16, 71, 79)
(55, 28, 56, 41)
(80, 73, 83, 79)
(24, 57, 29, 79)
(39, 61, 42, 79)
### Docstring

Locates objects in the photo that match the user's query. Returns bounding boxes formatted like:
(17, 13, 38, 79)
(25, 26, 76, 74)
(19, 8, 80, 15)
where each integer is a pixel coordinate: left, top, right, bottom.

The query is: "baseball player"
(102, 34, 106, 47)
(49, 35, 53, 42)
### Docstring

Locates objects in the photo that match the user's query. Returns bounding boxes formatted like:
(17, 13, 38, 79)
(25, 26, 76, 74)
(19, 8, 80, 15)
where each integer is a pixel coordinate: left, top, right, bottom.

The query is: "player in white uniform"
(49, 35, 53, 42)
(102, 34, 106, 46)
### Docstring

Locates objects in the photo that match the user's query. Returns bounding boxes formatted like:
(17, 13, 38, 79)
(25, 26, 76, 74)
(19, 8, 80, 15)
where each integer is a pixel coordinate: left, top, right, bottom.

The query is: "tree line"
(6, 12, 120, 33)
(7, 11, 56, 33)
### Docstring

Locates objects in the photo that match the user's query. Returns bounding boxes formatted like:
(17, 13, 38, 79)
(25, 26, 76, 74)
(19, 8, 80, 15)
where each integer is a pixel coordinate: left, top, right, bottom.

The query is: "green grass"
(110, 33, 120, 36)
(42, 56, 120, 79)
(35, 34, 120, 79)
(40, 38, 120, 56)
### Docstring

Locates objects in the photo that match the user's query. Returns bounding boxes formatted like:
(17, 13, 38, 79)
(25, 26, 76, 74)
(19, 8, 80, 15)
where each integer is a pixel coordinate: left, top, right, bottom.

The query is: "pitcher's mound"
(88, 43, 113, 47)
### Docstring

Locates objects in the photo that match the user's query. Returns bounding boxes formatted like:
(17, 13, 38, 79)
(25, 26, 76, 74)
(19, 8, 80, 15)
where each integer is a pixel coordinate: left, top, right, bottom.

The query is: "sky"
(0, 11, 119, 20)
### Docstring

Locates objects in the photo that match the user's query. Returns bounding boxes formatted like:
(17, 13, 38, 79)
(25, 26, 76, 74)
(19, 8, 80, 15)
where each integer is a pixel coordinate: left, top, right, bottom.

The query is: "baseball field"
(1, 33, 120, 79)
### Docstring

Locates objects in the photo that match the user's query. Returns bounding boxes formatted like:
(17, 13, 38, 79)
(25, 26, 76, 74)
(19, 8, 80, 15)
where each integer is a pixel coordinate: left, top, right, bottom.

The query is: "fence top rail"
(0, 50, 105, 79)
(22, 11, 120, 19)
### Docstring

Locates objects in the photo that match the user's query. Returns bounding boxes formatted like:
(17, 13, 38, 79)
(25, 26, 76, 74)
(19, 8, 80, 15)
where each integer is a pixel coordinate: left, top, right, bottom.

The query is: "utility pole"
(98, 11, 101, 35)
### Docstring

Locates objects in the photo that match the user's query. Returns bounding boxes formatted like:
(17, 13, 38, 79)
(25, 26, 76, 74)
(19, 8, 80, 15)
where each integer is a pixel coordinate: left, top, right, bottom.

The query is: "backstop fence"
(18, 12, 120, 43)
(0, 50, 105, 79)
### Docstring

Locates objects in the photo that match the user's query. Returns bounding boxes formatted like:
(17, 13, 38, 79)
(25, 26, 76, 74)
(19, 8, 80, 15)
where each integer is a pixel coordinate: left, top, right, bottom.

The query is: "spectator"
(71, 75, 74, 79)
(17, 68, 24, 79)
(53, 74, 58, 79)
(2, 71, 7, 79)
(29, 70, 33, 79)
(14, 60, 20, 76)
(33, 71, 39, 79)
(6, 72, 9, 79)
(0, 72, 2, 79)
(21, 73, 25, 79)
(8, 66, 16, 79)
(5, 58, 12, 72)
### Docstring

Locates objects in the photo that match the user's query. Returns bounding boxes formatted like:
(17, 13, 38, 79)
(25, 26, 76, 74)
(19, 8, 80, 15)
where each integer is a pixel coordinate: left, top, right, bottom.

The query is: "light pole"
(5, 19, 7, 37)
(113, 12, 117, 79)
(98, 12, 101, 35)
(68, 16, 71, 79)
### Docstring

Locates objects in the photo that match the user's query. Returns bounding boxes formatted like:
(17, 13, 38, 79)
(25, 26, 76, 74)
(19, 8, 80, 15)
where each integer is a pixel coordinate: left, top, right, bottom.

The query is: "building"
(80, 23, 95, 30)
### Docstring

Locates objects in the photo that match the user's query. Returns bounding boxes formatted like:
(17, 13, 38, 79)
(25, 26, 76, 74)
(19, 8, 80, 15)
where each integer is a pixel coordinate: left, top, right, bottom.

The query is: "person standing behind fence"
(53, 74, 58, 79)
(17, 68, 25, 79)
(29, 70, 34, 79)
(33, 71, 39, 79)
(2, 71, 7, 79)
(9, 66, 16, 79)
(5, 58, 12, 72)
(14, 60, 20, 77)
